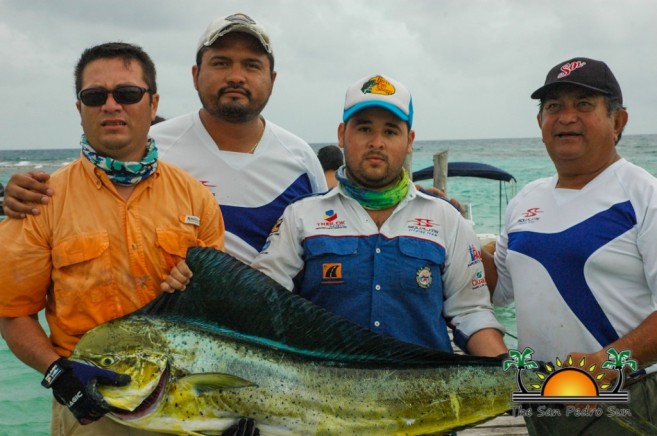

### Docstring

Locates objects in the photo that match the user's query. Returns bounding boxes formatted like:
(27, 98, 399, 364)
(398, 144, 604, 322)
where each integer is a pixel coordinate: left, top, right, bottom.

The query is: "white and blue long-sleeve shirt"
(252, 184, 503, 351)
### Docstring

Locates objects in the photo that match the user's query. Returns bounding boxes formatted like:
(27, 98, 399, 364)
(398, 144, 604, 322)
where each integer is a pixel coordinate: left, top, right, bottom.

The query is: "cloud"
(0, 0, 655, 149)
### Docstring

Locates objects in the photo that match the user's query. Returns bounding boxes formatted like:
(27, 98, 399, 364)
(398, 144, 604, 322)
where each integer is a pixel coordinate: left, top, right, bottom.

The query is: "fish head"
(70, 318, 170, 418)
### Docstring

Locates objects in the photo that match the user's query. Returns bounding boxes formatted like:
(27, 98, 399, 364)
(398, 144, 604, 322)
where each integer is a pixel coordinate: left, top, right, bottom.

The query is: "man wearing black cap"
(484, 58, 657, 434)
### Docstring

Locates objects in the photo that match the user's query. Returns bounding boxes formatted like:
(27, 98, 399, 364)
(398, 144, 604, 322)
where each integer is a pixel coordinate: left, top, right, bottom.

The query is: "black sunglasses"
(78, 86, 152, 106)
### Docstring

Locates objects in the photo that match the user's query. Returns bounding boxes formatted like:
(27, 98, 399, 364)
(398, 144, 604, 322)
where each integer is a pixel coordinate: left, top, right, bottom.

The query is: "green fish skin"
(70, 247, 516, 435)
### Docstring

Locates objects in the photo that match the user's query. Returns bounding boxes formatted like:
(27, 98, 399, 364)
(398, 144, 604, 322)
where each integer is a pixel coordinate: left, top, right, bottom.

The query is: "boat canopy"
(412, 161, 516, 182)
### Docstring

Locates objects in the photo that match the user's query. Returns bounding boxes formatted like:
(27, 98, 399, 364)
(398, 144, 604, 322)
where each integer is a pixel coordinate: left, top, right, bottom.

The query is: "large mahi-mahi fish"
(70, 247, 517, 435)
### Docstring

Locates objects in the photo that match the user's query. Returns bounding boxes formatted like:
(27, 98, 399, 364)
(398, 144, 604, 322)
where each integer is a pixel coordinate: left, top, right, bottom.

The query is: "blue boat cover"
(412, 162, 515, 182)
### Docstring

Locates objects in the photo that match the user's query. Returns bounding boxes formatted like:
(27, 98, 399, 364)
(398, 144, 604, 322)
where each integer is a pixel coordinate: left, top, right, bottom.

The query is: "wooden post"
(433, 150, 448, 194)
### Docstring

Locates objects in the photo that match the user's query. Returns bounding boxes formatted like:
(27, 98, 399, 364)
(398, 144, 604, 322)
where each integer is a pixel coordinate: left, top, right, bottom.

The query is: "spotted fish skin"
(71, 247, 516, 435)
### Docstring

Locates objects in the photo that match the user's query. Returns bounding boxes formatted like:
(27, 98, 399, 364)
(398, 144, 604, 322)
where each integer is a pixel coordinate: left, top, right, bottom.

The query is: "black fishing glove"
(41, 357, 131, 424)
(223, 418, 260, 436)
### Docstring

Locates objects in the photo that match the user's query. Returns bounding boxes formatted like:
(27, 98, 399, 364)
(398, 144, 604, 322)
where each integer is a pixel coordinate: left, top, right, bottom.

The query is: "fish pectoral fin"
(180, 373, 257, 394)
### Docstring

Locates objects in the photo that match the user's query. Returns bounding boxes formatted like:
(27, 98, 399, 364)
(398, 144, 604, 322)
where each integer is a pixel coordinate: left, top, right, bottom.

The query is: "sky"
(1, 0, 656, 150)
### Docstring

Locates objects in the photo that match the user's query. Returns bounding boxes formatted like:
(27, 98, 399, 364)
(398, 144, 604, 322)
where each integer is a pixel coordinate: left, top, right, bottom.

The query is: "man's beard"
(346, 159, 400, 189)
(200, 87, 269, 124)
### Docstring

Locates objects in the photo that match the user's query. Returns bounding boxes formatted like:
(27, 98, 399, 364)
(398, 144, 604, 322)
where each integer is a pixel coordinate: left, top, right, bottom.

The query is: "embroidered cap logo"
(557, 60, 587, 79)
(361, 75, 396, 96)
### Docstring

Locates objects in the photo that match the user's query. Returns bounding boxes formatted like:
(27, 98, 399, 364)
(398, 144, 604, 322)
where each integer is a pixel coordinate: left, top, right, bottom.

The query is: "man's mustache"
(219, 84, 251, 98)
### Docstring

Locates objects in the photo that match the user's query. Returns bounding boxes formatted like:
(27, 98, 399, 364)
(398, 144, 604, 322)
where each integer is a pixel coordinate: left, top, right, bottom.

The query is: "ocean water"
(0, 134, 656, 435)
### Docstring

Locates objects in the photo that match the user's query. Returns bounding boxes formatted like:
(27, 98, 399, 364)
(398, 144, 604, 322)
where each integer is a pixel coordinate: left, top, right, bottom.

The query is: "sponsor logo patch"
(517, 207, 543, 225)
(471, 271, 487, 289)
(323, 209, 338, 222)
(468, 244, 482, 266)
(269, 218, 283, 235)
(416, 266, 433, 288)
(322, 263, 343, 284)
(407, 217, 440, 237)
(316, 209, 347, 230)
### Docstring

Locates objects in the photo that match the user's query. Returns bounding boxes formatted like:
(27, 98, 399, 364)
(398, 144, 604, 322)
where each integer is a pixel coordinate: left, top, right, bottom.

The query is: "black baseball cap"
(531, 57, 622, 104)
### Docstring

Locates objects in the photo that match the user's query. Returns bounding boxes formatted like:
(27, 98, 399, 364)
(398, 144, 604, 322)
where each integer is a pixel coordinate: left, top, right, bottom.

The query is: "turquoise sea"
(1, 134, 656, 435)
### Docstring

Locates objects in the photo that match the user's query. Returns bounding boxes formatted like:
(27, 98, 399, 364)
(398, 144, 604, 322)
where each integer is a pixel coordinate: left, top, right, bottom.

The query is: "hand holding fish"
(161, 260, 193, 293)
(41, 357, 131, 424)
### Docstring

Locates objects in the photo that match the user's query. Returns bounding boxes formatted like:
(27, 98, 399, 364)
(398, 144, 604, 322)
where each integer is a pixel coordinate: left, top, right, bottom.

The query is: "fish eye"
(100, 356, 116, 366)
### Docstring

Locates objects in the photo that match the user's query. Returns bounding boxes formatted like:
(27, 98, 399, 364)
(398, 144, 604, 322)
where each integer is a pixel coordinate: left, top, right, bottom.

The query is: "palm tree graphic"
(601, 347, 637, 393)
(503, 347, 538, 393)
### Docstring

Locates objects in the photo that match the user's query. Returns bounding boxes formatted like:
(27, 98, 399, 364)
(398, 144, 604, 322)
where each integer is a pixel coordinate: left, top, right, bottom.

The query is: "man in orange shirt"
(0, 42, 224, 435)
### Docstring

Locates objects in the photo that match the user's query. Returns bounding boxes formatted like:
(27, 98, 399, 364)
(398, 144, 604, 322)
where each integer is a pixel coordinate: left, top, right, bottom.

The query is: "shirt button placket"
(373, 245, 382, 329)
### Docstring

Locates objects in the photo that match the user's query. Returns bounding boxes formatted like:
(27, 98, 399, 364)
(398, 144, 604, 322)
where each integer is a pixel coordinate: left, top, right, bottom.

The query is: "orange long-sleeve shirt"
(0, 155, 224, 355)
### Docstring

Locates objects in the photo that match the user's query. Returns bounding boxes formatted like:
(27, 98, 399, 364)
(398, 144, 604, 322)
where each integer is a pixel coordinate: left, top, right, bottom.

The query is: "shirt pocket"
(155, 228, 202, 275)
(301, 237, 359, 291)
(396, 238, 446, 294)
(51, 231, 112, 335)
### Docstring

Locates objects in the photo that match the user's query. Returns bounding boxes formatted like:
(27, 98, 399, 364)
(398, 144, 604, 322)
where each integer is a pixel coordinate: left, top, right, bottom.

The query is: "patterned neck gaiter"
(80, 134, 158, 185)
(336, 165, 410, 210)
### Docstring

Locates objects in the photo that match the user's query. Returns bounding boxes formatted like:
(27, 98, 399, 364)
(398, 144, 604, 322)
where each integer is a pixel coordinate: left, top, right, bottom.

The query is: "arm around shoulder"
(2, 171, 53, 218)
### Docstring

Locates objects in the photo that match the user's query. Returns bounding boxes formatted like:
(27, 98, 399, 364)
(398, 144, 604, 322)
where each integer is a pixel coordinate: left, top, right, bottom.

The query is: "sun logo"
(503, 347, 635, 404)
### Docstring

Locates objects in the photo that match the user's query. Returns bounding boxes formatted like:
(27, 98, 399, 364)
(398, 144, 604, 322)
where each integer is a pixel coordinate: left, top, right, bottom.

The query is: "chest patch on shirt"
(322, 263, 343, 284)
(182, 215, 200, 226)
(407, 218, 441, 238)
(269, 218, 283, 235)
(471, 271, 487, 289)
(416, 266, 433, 288)
(315, 210, 347, 230)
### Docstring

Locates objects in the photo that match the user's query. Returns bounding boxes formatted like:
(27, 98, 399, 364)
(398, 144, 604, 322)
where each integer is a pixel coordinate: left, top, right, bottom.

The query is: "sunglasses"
(78, 86, 152, 107)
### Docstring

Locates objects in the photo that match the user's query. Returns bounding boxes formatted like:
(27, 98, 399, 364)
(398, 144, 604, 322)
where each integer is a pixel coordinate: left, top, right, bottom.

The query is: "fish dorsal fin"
(135, 247, 498, 368)
(179, 373, 256, 394)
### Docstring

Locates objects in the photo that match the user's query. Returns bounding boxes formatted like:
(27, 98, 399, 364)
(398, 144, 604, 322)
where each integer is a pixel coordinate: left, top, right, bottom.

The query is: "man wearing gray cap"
(3, 13, 327, 267)
(484, 57, 657, 434)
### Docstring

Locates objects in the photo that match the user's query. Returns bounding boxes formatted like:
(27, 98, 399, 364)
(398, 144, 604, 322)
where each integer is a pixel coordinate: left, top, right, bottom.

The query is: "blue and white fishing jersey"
(493, 159, 657, 363)
(252, 184, 503, 351)
(151, 112, 327, 264)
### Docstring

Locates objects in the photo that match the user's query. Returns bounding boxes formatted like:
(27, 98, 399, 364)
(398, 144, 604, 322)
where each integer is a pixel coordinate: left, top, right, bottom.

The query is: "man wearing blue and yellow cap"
(252, 74, 507, 356)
